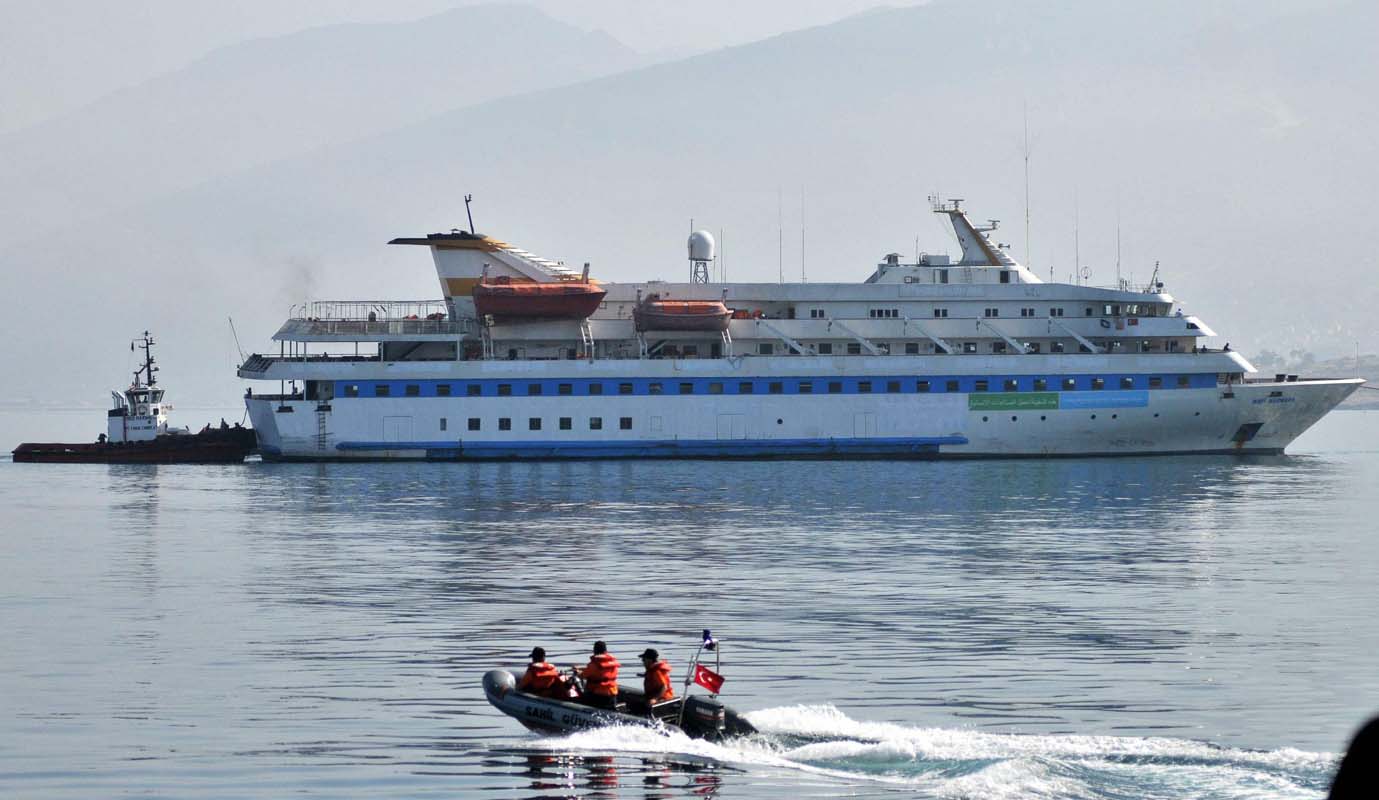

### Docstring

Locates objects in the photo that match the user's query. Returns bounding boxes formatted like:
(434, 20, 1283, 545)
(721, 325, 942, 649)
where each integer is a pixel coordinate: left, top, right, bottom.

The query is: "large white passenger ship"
(239, 200, 1360, 460)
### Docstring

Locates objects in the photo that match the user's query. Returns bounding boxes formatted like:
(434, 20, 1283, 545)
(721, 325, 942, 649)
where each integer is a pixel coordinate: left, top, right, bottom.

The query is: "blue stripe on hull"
(333, 435, 968, 460)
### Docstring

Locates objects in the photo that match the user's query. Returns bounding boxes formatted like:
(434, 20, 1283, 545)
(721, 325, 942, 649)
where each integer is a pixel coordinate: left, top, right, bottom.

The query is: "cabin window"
(1063, 378, 1077, 390)
(945, 380, 959, 392)
(498, 417, 511, 431)
(439, 418, 448, 431)
(344, 384, 359, 398)
(682, 345, 698, 357)
(1121, 377, 1135, 389)
(984, 308, 999, 317)
(648, 382, 663, 395)
(559, 417, 572, 430)
(558, 383, 573, 396)
(810, 309, 826, 319)
(1178, 375, 1191, 388)
(590, 417, 603, 430)
(739, 381, 754, 394)
(828, 381, 843, 394)
(858, 381, 872, 394)
(974, 380, 989, 392)
(905, 342, 919, 355)
(468, 418, 480, 431)
(527, 384, 542, 396)
(992, 342, 1006, 354)
(1050, 342, 1065, 353)
(468, 384, 481, 396)
(816, 342, 833, 355)
(1026, 342, 1041, 354)
(917, 380, 931, 392)
(877, 342, 891, 355)
(847, 343, 862, 355)
(1085, 307, 1094, 316)
(405, 384, 420, 397)
(588, 383, 603, 395)
(375, 384, 391, 397)
(769, 382, 784, 395)
(436, 384, 452, 397)
(1000, 271, 1011, 284)
(937, 269, 949, 284)
(1050, 307, 1064, 317)
(679, 382, 693, 395)
(1020, 308, 1034, 317)
(709, 382, 724, 394)
(887, 380, 901, 393)
(963, 342, 977, 354)
(620, 417, 632, 430)
(758, 343, 774, 355)
(1149, 377, 1163, 388)
(620, 382, 634, 395)
(1003, 379, 1018, 392)
(529, 418, 541, 431)
(497, 384, 512, 396)
(1092, 378, 1105, 390)
(798, 381, 813, 394)
(1033, 378, 1048, 391)
(933, 308, 948, 318)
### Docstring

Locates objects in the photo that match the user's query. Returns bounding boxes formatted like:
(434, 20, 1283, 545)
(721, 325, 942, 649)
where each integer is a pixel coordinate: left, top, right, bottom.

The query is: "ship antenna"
(777, 186, 784, 284)
(464, 194, 475, 234)
(1023, 100, 1032, 268)
(800, 185, 806, 283)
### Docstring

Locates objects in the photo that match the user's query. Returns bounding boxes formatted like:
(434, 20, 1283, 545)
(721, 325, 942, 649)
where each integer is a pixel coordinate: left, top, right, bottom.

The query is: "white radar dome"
(688, 230, 716, 262)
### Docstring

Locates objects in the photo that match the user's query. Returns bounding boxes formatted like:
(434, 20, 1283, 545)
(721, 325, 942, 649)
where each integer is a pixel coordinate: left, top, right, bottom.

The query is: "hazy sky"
(0, 0, 922, 132)
(0, 0, 1372, 415)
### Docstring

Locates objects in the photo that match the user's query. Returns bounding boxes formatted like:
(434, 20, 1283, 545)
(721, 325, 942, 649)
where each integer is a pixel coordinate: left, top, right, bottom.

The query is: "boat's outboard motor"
(679, 695, 728, 740)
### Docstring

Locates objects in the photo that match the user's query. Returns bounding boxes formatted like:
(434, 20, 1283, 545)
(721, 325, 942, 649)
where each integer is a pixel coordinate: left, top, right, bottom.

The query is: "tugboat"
(12, 332, 256, 464)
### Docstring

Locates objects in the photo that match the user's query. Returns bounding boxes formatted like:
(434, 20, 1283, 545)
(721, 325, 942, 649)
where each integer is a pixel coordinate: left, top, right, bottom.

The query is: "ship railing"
(285, 300, 468, 336)
(240, 353, 382, 373)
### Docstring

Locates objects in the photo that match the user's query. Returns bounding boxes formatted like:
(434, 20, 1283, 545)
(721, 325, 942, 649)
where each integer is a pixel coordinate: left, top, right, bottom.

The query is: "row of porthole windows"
(341, 373, 1207, 398)
(977, 411, 1203, 422)
(442, 416, 635, 432)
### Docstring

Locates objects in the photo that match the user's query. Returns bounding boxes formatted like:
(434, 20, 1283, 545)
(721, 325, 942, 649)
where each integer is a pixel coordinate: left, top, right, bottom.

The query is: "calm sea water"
(3, 411, 1377, 799)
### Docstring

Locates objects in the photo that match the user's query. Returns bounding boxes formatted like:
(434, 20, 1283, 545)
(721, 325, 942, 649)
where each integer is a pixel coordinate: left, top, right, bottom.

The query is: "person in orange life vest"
(639, 648, 675, 705)
(576, 640, 620, 709)
(517, 647, 564, 698)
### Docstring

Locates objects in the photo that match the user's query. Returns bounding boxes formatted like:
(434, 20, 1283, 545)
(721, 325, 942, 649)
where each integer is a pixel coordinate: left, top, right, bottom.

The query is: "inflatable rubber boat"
(483, 632, 756, 741)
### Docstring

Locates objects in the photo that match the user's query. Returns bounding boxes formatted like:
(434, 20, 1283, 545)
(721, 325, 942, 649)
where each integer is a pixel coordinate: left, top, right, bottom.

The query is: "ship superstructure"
(237, 200, 1360, 460)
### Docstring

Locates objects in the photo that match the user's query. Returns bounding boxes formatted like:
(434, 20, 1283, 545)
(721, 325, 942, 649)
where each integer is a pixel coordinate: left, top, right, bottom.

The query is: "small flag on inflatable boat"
(693, 663, 725, 693)
(702, 629, 717, 651)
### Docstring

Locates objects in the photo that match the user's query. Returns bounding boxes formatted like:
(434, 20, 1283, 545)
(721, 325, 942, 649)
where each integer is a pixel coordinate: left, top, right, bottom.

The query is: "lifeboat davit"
(472, 275, 607, 322)
(633, 294, 732, 332)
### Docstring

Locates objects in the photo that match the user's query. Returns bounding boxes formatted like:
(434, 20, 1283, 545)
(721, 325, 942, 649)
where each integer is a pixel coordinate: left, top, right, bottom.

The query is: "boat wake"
(509, 704, 1338, 798)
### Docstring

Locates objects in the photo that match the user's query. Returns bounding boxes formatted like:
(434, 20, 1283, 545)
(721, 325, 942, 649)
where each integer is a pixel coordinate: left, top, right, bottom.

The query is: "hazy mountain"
(0, 4, 637, 248)
(2, 0, 1374, 412)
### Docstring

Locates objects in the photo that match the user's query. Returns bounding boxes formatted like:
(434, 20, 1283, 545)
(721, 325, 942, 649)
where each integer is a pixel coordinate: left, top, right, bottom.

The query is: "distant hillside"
(0, 4, 637, 249)
(2, 0, 1376, 405)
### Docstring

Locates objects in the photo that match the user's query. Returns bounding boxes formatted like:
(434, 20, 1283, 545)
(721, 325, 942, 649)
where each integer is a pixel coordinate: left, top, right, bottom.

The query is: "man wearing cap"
(517, 647, 563, 698)
(575, 641, 621, 709)
(640, 648, 675, 705)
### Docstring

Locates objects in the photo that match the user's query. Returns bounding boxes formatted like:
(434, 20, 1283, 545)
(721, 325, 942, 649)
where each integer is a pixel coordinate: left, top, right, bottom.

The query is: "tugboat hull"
(13, 428, 256, 464)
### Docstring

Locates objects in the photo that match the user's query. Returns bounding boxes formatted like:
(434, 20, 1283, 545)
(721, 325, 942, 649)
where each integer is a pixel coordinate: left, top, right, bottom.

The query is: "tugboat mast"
(133, 331, 158, 388)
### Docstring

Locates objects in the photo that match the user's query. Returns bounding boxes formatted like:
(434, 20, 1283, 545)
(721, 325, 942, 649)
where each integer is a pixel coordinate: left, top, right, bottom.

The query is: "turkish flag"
(693, 664, 725, 693)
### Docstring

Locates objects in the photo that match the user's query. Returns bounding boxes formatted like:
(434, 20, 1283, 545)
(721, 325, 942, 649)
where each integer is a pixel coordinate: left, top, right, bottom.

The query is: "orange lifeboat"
(472, 275, 606, 322)
(633, 293, 733, 332)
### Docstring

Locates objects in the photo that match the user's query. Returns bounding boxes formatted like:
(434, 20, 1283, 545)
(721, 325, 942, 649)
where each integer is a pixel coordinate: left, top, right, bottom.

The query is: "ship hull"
(243, 363, 1360, 461)
(13, 428, 256, 464)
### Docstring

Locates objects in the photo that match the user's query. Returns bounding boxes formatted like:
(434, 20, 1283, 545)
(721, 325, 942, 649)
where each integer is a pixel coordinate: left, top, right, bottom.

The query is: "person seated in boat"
(517, 647, 565, 698)
(639, 648, 675, 710)
(575, 641, 620, 709)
